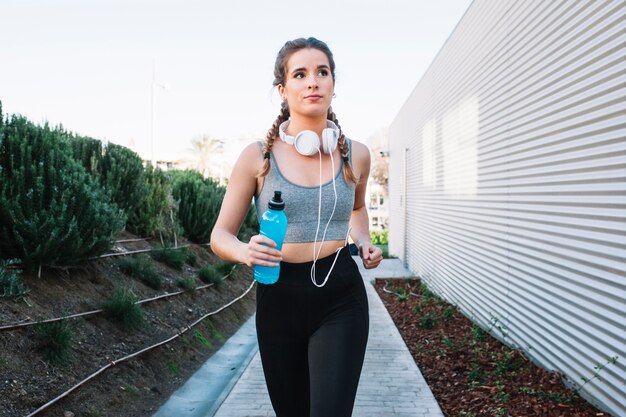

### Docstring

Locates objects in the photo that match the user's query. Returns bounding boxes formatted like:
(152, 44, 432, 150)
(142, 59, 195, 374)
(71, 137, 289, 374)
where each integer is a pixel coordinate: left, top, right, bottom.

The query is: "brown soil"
(374, 278, 614, 417)
(0, 231, 257, 417)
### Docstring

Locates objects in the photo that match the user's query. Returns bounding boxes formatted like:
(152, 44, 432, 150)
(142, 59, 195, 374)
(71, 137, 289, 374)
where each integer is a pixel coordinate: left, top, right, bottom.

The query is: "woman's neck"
(285, 115, 328, 137)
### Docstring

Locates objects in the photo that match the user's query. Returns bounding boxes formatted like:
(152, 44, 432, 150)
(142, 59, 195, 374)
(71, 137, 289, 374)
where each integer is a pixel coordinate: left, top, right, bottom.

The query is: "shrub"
(126, 165, 181, 239)
(118, 256, 162, 290)
(370, 229, 388, 245)
(172, 171, 225, 243)
(34, 319, 74, 365)
(70, 136, 148, 218)
(198, 265, 222, 286)
(98, 287, 144, 331)
(214, 261, 235, 276)
(177, 277, 196, 292)
(151, 244, 186, 270)
(0, 258, 28, 299)
(0, 113, 125, 271)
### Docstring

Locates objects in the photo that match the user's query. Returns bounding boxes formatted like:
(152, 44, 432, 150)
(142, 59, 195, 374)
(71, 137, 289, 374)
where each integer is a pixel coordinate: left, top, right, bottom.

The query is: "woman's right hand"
(242, 234, 283, 268)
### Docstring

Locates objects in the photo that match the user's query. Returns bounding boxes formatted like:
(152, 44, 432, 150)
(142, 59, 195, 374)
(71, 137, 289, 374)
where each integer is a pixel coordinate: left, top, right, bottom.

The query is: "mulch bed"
(374, 278, 614, 417)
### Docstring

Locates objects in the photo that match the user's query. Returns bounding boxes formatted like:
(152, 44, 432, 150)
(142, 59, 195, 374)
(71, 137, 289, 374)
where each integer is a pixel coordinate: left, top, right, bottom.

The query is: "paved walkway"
(154, 258, 445, 417)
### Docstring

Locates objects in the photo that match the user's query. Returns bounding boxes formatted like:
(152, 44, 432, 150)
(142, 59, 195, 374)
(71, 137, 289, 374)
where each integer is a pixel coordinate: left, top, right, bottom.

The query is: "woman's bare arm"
(210, 143, 282, 267)
(349, 140, 383, 269)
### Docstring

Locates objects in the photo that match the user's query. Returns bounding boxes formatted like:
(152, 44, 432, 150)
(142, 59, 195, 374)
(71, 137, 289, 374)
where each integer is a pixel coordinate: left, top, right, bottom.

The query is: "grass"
(118, 256, 162, 290)
(198, 265, 222, 286)
(98, 288, 144, 331)
(193, 329, 212, 349)
(34, 319, 74, 365)
(214, 261, 235, 276)
(151, 245, 187, 270)
(0, 259, 29, 299)
(165, 360, 181, 377)
(206, 319, 225, 343)
(177, 276, 196, 291)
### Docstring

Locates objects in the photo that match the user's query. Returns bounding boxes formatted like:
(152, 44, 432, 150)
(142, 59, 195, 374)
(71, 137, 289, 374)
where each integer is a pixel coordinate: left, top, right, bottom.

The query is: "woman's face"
(278, 48, 334, 120)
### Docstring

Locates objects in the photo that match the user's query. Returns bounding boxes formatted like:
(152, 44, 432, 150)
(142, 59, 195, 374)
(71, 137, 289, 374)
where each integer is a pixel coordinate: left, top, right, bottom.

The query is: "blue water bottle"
(254, 191, 288, 284)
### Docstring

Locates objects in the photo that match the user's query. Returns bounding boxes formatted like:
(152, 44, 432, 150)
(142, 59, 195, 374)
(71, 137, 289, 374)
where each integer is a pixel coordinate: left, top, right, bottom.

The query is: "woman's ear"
(277, 84, 285, 99)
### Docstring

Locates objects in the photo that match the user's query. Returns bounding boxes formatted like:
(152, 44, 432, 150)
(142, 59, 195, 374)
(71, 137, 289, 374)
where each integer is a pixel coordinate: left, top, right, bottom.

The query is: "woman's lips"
(305, 95, 322, 101)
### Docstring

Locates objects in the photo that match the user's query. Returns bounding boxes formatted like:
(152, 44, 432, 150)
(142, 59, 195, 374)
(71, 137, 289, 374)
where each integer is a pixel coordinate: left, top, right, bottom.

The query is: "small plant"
(575, 355, 619, 394)
(198, 265, 222, 286)
(494, 382, 510, 403)
(420, 313, 437, 329)
(165, 360, 181, 376)
(495, 350, 517, 376)
(442, 335, 458, 351)
(177, 277, 196, 292)
(121, 383, 140, 398)
(98, 288, 144, 331)
(419, 283, 434, 303)
(151, 244, 186, 270)
(214, 261, 235, 276)
(519, 386, 578, 404)
(34, 319, 74, 365)
(0, 259, 28, 299)
(118, 256, 162, 290)
(442, 306, 455, 320)
(456, 411, 477, 417)
(393, 288, 409, 302)
(467, 362, 485, 383)
(412, 304, 422, 314)
(193, 329, 212, 349)
(471, 323, 488, 343)
(182, 248, 197, 267)
(206, 319, 225, 343)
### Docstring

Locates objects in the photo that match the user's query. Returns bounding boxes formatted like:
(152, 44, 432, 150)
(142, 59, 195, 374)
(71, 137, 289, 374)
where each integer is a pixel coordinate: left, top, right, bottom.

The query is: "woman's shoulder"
(346, 138, 371, 166)
(233, 141, 264, 174)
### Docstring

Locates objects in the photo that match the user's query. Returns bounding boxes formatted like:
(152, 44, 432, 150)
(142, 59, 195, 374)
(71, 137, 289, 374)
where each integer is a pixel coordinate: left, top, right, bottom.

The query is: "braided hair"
(256, 37, 358, 185)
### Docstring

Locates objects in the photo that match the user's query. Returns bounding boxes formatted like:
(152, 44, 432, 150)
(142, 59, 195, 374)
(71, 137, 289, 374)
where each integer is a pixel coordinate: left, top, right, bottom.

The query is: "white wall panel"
(389, 1, 626, 415)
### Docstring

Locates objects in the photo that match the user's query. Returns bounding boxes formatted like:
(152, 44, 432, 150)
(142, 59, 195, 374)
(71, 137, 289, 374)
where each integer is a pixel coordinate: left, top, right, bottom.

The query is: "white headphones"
(278, 119, 340, 156)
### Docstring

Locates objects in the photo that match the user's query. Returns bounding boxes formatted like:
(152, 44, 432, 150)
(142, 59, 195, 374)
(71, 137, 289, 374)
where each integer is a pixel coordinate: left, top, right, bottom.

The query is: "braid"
(257, 101, 290, 178)
(328, 108, 359, 185)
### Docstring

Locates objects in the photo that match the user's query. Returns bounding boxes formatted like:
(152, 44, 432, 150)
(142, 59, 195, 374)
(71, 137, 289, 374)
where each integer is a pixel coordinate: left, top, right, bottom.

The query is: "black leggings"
(255, 245, 369, 417)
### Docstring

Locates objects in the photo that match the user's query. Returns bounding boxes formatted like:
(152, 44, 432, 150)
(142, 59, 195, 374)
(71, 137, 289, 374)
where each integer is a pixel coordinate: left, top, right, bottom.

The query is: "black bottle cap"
(268, 190, 285, 210)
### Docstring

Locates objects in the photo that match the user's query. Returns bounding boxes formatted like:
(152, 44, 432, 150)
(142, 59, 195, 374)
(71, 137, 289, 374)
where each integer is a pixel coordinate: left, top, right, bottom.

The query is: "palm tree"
(186, 135, 225, 179)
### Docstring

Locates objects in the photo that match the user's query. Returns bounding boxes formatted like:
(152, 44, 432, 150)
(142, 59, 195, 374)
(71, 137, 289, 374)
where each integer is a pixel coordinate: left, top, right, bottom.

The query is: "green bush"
(0, 259, 28, 299)
(126, 165, 180, 239)
(172, 171, 225, 244)
(0, 112, 125, 271)
(214, 261, 235, 276)
(198, 265, 222, 286)
(98, 287, 144, 331)
(34, 319, 74, 365)
(370, 230, 388, 245)
(177, 277, 196, 291)
(151, 244, 186, 270)
(118, 256, 162, 290)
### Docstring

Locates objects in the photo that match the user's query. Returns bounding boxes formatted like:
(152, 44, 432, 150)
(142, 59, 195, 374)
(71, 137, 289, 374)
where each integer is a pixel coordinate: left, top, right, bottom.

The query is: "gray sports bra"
(254, 138, 356, 243)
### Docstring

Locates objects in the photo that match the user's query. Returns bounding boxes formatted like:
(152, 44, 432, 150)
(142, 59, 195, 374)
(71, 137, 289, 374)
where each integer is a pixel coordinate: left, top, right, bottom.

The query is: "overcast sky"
(0, 0, 474, 162)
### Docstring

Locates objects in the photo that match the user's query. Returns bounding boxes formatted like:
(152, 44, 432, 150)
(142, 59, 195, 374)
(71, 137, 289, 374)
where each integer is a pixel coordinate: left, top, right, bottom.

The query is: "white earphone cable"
(310, 148, 339, 288)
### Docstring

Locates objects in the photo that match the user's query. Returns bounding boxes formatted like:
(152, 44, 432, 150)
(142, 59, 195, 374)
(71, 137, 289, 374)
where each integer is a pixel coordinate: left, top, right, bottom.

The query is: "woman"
(210, 37, 383, 417)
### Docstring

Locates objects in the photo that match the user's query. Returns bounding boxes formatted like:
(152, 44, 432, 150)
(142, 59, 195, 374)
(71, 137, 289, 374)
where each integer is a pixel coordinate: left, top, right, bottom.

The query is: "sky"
(0, 0, 474, 164)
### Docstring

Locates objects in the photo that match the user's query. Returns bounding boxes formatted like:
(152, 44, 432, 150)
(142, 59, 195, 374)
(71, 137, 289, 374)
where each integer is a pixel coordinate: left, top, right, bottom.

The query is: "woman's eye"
(294, 73, 304, 79)
(318, 69, 329, 76)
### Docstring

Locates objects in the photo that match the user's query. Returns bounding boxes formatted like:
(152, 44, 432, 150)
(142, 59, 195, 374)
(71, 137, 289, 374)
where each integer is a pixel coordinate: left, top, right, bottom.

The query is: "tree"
(186, 135, 225, 179)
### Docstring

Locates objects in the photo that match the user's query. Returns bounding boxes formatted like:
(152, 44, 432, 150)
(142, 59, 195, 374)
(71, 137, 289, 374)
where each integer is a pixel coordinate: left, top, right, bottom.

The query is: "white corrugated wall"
(388, 0, 626, 415)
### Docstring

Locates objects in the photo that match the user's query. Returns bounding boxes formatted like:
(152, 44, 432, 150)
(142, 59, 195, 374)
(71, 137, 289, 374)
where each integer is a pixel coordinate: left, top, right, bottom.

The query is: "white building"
(388, 1, 625, 415)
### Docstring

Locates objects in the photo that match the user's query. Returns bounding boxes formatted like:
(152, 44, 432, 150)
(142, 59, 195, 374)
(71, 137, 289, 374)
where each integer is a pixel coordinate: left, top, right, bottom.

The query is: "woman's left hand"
(359, 242, 383, 269)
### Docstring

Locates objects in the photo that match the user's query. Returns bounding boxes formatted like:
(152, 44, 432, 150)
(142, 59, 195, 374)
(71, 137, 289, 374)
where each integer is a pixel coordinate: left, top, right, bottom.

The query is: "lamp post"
(151, 59, 169, 168)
